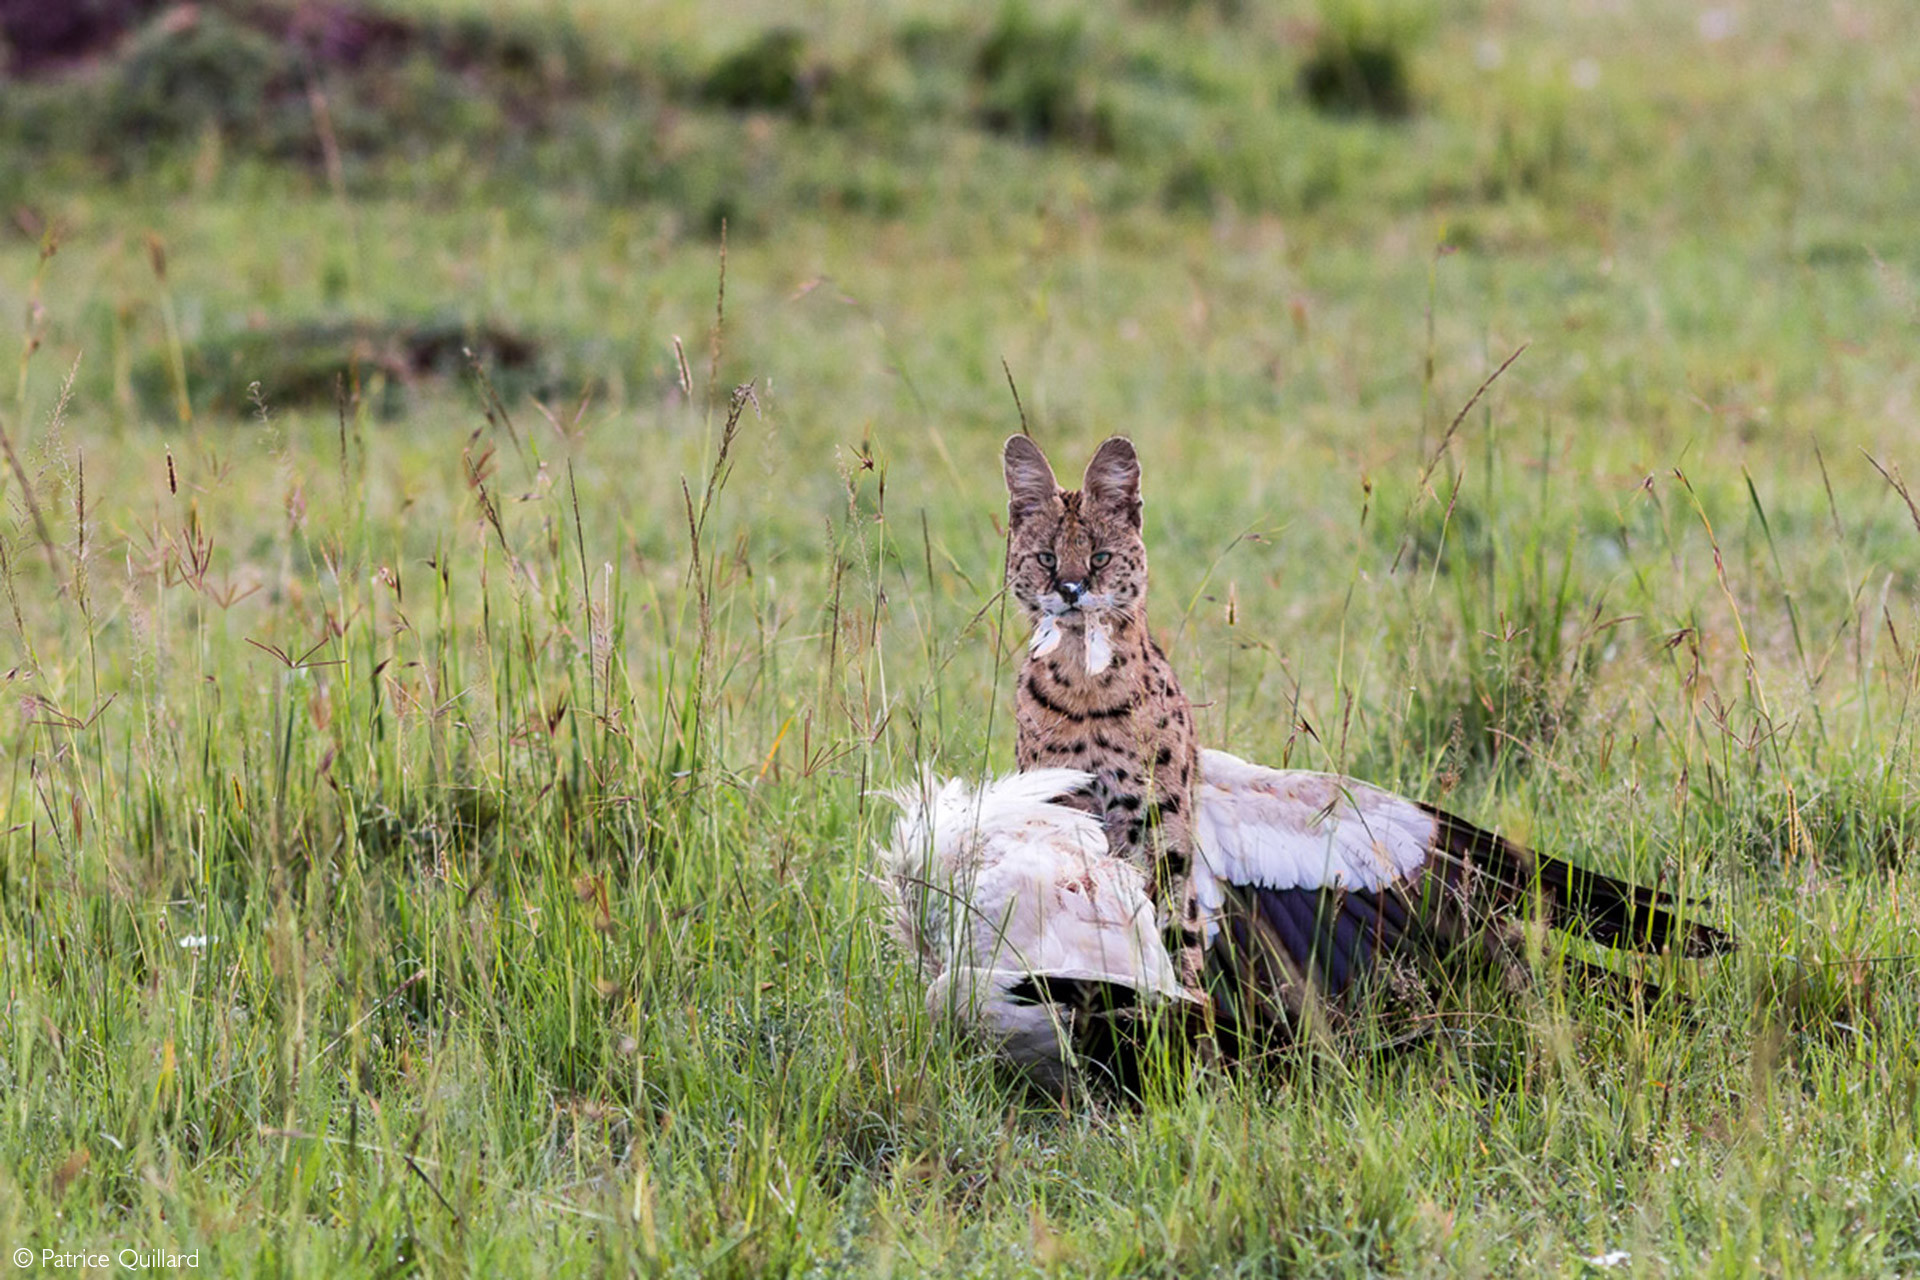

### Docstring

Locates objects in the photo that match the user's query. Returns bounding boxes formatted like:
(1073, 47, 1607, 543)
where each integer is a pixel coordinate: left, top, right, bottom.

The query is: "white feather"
(1028, 615, 1063, 660)
(1190, 747, 1439, 946)
(1084, 619, 1113, 674)
(875, 768, 1191, 1075)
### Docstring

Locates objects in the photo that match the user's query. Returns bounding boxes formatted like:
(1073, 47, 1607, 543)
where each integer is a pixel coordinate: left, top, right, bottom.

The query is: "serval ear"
(1003, 435, 1059, 529)
(1082, 436, 1141, 529)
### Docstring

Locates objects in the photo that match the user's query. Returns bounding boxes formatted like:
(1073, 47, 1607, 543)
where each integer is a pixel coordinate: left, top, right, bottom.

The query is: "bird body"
(876, 768, 1198, 1086)
(879, 750, 1730, 1081)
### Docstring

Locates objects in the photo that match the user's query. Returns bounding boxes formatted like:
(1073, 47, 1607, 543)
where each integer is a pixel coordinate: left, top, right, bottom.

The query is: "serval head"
(1002, 436, 1147, 666)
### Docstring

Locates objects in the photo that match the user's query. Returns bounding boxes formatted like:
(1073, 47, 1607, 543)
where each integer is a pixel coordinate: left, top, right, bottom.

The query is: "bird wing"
(876, 765, 1100, 886)
(1192, 748, 1436, 905)
(1191, 749, 1439, 1002)
(876, 766, 1098, 968)
(960, 845, 1183, 998)
(1191, 748, 1731, 1004)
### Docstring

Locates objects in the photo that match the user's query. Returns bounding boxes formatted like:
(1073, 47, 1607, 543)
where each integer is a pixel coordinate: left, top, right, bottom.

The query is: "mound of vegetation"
(1296, 2, 1422, 119)
(1, 0, 1459, 238)
(132, 313, 597, 419)
(1298, 30, 1412, 119)
(2, 0, 610, 182)
(971, 6, 1115, 149)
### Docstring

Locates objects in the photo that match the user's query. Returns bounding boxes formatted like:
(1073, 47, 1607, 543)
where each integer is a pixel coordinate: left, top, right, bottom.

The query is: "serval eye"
(1090, 550, 1112, 568)
(1037, 551, 1057, 570)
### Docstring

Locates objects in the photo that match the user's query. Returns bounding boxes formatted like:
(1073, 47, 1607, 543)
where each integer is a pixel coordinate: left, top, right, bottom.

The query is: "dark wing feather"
(1207, 879, 1419, 1048)
(1002, 974, 1205, 1095)
(1235, 884, 1419, 999)
(1418, 806, 1734, 958)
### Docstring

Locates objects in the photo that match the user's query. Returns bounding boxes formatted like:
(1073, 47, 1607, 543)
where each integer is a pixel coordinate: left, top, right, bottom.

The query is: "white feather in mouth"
(1029, 614, 1063, 660)
(1027, 614, 1114, 673)
(1084, 619, 1113, 674)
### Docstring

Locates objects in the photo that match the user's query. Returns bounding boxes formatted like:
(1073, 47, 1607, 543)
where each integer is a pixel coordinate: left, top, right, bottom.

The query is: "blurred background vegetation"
(3, 0, 1909, 425)
(2, 1, 1918, 1275)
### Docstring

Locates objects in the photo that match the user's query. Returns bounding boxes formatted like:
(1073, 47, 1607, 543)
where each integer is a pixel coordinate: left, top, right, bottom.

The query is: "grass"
(2, 0, 1919, 1274)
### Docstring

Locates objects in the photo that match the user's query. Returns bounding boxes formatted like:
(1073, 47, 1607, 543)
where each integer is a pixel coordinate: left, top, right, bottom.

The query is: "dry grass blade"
(1417, 342, 1529, 492)
(1002, 358, 1031, 438)
(1862, 449, 1920, 537)
(0, 406, 59, 570)
(465, 346, 529, 475)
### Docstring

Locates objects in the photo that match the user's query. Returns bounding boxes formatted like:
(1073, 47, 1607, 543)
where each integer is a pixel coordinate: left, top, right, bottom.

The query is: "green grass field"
(2, 0, 1919, 1274)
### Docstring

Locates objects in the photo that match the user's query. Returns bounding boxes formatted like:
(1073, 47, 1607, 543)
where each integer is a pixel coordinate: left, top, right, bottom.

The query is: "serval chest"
(1014, 622, 1197, 886)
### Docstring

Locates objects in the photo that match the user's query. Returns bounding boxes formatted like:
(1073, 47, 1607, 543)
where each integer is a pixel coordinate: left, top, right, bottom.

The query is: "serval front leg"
(1146, 805, 1217, 1062)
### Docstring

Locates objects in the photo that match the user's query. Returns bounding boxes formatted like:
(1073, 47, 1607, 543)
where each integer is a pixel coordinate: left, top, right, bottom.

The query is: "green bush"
(701, 28, 810, 113)
(131, 315, 597, 420)
(1297, 2, 1421, 119)
(1299, 37, 1411, 118)
(973, 4, 1115, 148)
(94, 9, 303, 166)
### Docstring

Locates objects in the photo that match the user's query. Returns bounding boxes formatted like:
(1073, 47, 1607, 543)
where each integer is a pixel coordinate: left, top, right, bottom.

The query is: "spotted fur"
(1004, 435, 1207, 991)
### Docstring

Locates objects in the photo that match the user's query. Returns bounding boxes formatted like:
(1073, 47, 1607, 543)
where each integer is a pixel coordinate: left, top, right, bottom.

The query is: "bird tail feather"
(1420, 807, 1734, 958)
